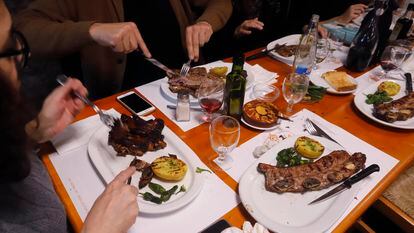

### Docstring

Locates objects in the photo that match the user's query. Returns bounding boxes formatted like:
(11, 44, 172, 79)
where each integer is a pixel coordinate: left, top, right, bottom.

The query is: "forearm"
(14, 0, 95, 58)
(321, 16, 347, 25)
(195, 0, 232, 32)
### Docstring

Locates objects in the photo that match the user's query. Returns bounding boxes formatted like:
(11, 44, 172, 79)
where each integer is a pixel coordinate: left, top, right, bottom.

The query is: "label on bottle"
(389, 23, 403, 41)
(295, 66, 309, 75)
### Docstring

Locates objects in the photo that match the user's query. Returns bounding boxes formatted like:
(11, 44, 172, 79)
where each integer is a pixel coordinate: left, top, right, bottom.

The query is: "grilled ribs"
(373, 92, 414, 123)
(108, 114, 167, 157)
(258, 150, 366, 193)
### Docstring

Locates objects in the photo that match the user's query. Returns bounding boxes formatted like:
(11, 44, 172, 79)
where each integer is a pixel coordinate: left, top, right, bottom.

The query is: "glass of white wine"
(282, 73, 309, 114)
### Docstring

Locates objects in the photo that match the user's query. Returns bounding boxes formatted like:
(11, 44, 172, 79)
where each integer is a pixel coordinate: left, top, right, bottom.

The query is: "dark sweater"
(0, 154, 67, 233)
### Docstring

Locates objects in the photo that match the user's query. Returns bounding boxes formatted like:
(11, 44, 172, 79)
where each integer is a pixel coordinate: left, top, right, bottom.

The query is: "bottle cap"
(311, 14, 320, 22)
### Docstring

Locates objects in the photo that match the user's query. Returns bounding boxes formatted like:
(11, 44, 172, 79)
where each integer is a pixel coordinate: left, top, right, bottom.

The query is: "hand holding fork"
(56, 75, 117, 128)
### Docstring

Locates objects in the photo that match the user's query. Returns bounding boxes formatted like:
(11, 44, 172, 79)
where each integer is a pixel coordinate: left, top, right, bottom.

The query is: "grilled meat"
(167, 67, 224, 97)
(108, 114, 167, 157)
(258, 150, 366, 193)
(373, 92, 414, 123)
(275, 44, 298, 57)
(130, 157, 150, 171)
(139, 166, 154, 189)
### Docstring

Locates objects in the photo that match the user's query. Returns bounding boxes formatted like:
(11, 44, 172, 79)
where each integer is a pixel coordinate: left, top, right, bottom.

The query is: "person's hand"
(186, 21, 213, 62)
(25, 78, 87, 143)
(337, 4, 368, 24)
(234, 18, 264, 37)
(318, 25, 328, 38)
(89, 22, 151, 57)
(82, 167, 138, 233)
(302, 25, 328, 38)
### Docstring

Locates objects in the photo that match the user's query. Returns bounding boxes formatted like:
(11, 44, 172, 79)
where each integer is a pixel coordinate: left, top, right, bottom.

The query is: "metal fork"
(56, 75, 116, 128)
(304, 118, 344, 148)
(180, 59, 191, 77)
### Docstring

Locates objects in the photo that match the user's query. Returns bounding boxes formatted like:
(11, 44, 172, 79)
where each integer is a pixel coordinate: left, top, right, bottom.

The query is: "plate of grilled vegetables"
(239, 135, 366, 233)
(353, 79, 414, 129)
(88, 114, 204, 214)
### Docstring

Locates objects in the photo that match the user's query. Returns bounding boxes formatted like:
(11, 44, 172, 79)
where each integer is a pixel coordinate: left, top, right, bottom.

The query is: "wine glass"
(314, 38, 330, 69)
(282, 73, 309, 114)
(198, 79, 225, 122)
(209, 116, 240, 170)
(379, 45, 410, 79)
(327, 31, 346, 63)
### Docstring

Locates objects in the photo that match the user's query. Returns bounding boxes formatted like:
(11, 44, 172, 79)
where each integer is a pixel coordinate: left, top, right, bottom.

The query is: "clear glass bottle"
(292, 14, 319, 76)
(223, 53, 246, 119)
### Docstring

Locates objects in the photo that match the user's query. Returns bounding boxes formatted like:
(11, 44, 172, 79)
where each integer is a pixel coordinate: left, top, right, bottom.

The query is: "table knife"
(309, 164, 380, 205)
(405, 73, 413, 95)
(245, 43, 286, 61)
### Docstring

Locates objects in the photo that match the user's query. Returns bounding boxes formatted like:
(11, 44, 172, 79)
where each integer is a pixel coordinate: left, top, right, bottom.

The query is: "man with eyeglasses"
(0, 1, 141, 232)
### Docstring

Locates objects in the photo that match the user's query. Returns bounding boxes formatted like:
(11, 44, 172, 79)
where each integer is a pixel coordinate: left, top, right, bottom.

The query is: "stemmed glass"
(282, 73, 309, 114)
(379, 45, 410, 79)
(314, 38, 330, 69)
(209, 116, 240, 171)
(327, 31, 346, 63)
(198, 79, 225, 122)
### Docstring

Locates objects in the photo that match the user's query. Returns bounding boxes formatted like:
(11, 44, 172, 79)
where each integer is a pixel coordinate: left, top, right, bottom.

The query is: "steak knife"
(136, 51, 177, 76)
(405, 73, 413, 95)
(308, 164, 380, 205)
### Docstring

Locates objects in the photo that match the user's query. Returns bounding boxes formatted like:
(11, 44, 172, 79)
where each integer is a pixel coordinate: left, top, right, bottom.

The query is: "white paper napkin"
(136, 61, 278, 132)
(48, 112, 240, 233)
(216, 108, 398, 232)
(51, 109, 119, 155)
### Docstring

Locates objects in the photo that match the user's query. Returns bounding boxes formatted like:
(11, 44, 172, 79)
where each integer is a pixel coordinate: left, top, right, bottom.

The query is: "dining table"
(39, 47, 414, 233)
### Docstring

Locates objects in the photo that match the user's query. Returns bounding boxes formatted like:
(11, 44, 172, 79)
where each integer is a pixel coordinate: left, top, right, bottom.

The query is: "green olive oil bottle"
(223, 53, 246, 119)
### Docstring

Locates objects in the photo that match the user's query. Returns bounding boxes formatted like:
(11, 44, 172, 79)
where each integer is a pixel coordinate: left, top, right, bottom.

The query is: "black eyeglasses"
(0, 30, 30, 69)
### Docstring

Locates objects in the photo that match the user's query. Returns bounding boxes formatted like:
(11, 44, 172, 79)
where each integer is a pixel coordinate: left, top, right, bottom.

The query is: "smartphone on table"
(116, 91, 155, 116)
(201, 219, 231, 233)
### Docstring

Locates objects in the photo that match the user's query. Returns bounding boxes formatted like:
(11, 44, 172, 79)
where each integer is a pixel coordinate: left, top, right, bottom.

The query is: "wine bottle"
(292, 14, 319, 76)
(223, 53, 247, 119)
(389, 3, 414, 41)
(346, 0, 386, 72)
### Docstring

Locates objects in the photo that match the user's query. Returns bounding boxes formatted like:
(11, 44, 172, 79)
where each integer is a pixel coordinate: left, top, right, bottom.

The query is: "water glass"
(282, 73, 309, 114)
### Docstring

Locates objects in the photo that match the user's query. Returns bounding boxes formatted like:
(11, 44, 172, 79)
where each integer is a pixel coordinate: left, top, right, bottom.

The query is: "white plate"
(267, 34, 301, 65)
(241, 117, 280, 131)
(160, 62, 255, 103)
(239, 136, 361, 233)
(88, 125, 204, 215)
(353, 79, 414, 129)
(310, 69, 358, 95)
